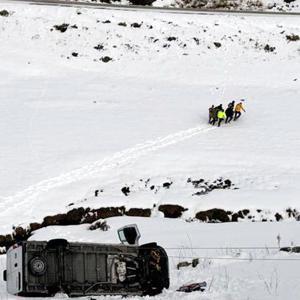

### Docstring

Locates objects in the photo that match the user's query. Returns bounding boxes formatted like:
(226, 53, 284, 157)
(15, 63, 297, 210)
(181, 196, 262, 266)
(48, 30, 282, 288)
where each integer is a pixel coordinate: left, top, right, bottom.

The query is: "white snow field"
(0, 1, 300, 299)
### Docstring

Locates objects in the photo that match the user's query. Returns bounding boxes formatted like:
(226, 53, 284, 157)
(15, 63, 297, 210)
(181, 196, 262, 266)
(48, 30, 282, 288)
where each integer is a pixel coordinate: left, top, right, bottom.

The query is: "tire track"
(0, 125, 214, 215)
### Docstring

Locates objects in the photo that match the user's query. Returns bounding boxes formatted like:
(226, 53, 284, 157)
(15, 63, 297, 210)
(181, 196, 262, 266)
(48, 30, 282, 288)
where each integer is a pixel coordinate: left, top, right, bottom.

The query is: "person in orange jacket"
(234, 101, 246, 121)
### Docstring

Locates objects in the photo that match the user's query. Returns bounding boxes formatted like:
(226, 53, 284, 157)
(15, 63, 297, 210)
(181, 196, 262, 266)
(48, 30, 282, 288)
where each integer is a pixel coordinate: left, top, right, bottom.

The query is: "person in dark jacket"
(225, 103, 234, 123)
(211, 104, 222, 125)
(208, 105, 215, 124)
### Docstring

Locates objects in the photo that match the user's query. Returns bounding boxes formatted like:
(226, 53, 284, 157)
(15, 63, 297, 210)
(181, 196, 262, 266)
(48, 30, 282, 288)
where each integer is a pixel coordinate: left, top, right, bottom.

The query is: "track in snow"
(0, 125, 214, 214)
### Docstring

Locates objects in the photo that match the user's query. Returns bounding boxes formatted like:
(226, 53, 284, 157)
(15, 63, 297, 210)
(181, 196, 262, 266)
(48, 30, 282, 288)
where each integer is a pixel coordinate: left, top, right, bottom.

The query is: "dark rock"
(275, 213, 283, 221)
(196, 209, 230, 222)
(224, 179, 232, 187)
(286, 34, 299, 42)
(53, 23, 69, 33)
(118, 22, 127, 27)
(0, 10, 9, 17)
(70, 24, 78, 29)
(286, 208, 294, 218)
(242, 209, 250, 216)
(121, 186, 130, 196)
(193, 37, 200, 45)
(237, 211, 244, 219)
(94, 44, 104, 51)
(190, 179, 205, 188)
(101, 56, 112, 63)
(231, 213, 239, 222)
(158, 204, 187, 218)
(162, 182, 173, 189)
(102, 20, 111, 24)
(131, 22, 142, 28)
(125, 208, 151, 217)
(264, 44, 276, 52)
(167, 36, 177, 42)
(71, 52, 78, 57)
(214, 42, 222, 48)
(192, 258, 199, 267)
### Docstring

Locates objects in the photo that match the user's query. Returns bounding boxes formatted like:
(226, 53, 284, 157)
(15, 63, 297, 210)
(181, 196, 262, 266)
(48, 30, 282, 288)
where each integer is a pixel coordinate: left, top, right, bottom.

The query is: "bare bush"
(89, 220, 110, 231)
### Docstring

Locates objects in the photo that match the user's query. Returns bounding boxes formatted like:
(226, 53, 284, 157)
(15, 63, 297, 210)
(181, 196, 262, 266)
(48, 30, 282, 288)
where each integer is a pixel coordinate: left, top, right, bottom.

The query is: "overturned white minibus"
(3, 224, 169, 297)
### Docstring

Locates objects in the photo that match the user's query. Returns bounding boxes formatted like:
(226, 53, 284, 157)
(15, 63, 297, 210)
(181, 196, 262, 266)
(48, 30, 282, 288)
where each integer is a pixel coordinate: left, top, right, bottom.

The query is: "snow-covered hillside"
(0, 1, 300, 299)
(0, 1, 299, 231)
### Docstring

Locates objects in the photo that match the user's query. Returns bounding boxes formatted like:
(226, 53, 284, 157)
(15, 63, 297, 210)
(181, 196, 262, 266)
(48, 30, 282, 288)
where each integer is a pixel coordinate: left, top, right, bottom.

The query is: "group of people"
(208, 100, 246, 127)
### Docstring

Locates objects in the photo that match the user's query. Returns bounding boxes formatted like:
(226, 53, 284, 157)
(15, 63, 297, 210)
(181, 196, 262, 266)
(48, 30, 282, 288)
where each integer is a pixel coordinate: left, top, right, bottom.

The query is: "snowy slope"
(0, 1, 299, 232)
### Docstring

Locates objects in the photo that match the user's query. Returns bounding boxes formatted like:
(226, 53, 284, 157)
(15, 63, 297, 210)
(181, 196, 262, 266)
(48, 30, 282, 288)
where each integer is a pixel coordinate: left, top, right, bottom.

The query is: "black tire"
(29, 256, 47, 276)
(46, 239, 69, 249)
(3, 270, 7, 281)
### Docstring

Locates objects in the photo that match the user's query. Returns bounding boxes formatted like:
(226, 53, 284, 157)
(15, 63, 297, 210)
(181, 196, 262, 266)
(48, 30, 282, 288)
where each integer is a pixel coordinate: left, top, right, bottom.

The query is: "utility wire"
(169, 255, 300, 261)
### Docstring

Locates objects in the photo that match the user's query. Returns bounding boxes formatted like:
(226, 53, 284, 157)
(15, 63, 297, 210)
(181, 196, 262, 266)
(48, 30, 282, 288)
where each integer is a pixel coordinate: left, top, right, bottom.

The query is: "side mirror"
(117, 224, 141, 245)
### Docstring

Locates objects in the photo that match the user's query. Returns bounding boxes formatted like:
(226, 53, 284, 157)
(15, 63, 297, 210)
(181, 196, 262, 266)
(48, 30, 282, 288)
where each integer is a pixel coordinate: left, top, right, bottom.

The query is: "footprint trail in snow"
(0, 125, 214, 215)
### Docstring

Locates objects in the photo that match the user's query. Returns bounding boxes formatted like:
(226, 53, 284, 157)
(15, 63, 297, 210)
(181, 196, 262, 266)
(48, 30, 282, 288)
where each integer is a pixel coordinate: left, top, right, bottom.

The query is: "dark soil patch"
(158, 204, 187, 218)
(196, 208, 231, 223)
(125, 208, 151, 217)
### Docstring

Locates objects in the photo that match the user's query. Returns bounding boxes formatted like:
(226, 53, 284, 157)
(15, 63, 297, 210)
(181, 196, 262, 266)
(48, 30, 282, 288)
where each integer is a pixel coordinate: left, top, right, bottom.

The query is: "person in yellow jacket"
(234, 101, 246, 121)
(217, 109, 226, 127)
